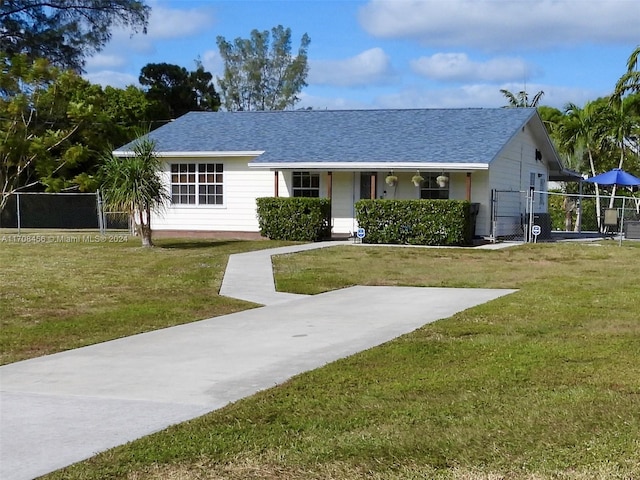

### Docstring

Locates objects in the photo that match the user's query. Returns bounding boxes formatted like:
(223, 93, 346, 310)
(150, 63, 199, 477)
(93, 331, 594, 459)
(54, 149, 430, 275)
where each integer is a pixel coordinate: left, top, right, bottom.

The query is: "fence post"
(490, 189, 496, 243)
(619, 197, 626, 247)
(16, 192, 21, 234)
(527, 187, 534, 243)
(96, 189, 105, 235)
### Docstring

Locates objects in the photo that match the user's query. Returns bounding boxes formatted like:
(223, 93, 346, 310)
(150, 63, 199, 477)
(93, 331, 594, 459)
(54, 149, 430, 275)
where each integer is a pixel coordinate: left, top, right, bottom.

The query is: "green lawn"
(2, 237, 639, 479)
(0, 234, 292, 364)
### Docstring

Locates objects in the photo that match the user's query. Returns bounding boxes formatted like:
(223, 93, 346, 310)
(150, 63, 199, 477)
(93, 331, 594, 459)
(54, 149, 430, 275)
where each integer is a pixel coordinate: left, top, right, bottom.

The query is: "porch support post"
(370, 173, 376, 199)
(327, 171, 333, 199)
(274, 171, 279, 197)
(466, 172, 472, 201)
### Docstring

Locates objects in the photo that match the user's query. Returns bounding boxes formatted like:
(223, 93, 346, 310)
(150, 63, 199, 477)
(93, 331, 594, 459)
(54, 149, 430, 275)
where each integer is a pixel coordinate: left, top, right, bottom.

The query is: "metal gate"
(490, 189, 526, 241)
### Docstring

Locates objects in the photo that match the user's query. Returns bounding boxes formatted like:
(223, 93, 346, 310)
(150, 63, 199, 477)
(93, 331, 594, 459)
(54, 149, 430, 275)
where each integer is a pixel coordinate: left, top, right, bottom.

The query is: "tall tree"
(0, 0, 149, 72)
(99, 137, 168, 247)
(139, 61, 220, 119)
(189, 60, 221, 112)
(500, 89, 545, 107)
(559, 101, 609, 229)
(217, 25, 310, 111)
(101, 85, 160, 144)
(0, 54, 158, 212)
(0, 55, 93, 213)
(613, 45, 640, 101)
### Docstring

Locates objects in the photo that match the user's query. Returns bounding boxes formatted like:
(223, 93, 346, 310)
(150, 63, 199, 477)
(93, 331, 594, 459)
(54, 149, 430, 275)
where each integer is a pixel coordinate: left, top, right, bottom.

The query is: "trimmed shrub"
(355, 199, 473, 246)
(256, 197, 331, 241)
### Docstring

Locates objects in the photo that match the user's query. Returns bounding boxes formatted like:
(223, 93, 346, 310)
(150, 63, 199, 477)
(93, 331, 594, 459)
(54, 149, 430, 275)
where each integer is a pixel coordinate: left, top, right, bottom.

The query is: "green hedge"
(355, 199, 474, 246)
(256, 197, 331, 241)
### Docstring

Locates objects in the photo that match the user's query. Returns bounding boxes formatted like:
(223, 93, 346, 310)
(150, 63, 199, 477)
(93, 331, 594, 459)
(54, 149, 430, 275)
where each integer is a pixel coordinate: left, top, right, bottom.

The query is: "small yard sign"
(531, 224, 541, 243)
(356, 227, 366, 239)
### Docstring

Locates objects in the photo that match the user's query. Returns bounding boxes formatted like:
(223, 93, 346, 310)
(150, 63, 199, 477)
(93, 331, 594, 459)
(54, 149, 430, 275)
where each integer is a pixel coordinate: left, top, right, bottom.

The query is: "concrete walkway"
(0, 241, 517, 480)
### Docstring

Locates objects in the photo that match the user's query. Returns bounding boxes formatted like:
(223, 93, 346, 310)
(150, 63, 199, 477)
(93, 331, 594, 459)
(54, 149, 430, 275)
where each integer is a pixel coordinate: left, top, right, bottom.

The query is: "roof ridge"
(184, 107, 535, 115)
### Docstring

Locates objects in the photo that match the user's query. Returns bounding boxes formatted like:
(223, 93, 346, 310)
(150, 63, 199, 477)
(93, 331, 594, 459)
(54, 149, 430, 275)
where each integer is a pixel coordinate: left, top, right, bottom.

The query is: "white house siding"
(153, 157, 273, 232)
(488, 126, 549, 237)
(447, 171, 491, 237)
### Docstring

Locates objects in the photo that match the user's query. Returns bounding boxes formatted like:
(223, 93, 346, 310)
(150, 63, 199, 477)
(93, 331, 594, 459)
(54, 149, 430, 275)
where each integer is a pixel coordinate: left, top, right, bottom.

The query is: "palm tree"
(99, 137, 168, 247)
(613, 45, 640, 101)
(605, 99, 636, 207)
(559, 101, 608, 230)
(500, 89, 544, 107)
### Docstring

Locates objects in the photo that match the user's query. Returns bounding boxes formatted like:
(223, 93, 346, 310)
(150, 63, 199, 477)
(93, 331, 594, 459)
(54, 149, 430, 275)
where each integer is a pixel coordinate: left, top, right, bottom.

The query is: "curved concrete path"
(0, 241, 516, 480)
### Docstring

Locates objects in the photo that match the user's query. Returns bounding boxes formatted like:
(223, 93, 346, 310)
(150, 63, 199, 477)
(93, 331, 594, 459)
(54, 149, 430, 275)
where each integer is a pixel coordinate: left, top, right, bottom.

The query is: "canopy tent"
(584, 168, 640, 186)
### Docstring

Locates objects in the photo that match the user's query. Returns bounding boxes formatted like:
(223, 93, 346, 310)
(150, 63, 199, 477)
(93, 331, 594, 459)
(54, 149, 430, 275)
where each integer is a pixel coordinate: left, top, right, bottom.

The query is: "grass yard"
(0, 233, 292, 364)
(3, 238, 639, 479)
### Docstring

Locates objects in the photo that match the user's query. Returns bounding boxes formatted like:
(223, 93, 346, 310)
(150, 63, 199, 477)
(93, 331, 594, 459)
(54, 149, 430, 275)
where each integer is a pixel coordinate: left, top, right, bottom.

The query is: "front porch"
(270, 169, 489, 236)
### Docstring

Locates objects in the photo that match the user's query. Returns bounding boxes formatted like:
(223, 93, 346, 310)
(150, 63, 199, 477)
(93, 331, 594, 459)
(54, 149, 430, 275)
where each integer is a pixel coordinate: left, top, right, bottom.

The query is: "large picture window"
(292, 171, 320, 197)
(170, 163, 223, 205)
(420, 173, 449, 200)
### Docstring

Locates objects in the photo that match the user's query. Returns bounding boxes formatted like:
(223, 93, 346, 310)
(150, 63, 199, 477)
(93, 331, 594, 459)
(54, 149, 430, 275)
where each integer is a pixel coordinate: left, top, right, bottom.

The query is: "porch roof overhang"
(549, 167, 583, 182)
(247, 161, 489, 171)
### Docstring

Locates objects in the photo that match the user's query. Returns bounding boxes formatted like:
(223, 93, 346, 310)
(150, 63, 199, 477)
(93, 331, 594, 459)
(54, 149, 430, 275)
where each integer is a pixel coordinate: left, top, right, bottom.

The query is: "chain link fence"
(546, 190, 640, 238)
(490, 189, 640, 242)
(0, 192, 129, 233)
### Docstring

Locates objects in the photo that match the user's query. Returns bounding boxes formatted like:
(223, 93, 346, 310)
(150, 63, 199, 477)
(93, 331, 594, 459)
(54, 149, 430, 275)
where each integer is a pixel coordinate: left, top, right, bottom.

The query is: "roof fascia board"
(248, 162, 489, 171)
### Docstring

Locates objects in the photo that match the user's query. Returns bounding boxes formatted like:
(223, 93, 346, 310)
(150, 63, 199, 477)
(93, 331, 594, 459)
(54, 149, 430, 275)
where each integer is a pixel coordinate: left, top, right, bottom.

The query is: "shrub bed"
(355, 199, 474, 246)
(256, 197, 331, 241)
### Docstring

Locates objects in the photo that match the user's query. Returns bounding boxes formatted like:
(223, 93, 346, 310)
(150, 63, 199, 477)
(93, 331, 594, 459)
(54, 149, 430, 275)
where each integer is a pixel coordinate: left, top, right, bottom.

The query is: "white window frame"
(420, 173, 449, 200)
(170, 163, 224, 206)
(292, 171, 320, 198)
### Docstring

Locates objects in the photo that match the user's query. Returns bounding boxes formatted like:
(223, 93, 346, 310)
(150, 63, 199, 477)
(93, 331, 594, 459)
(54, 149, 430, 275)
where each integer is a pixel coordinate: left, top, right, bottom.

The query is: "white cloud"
(201, 50, 224, 79)
(309, 48, 395, 87)
(411, 53, 536, 83)
(146, 5, 216, 40)
(358, 0, 640, 51)
(374, 84, 502, 109)
(83, 71, 139, 89)
(372, 82, 602, 110)
(298, 92, 372, 110)
(84, 53, 127, 70)
(103, 3, 216, 55)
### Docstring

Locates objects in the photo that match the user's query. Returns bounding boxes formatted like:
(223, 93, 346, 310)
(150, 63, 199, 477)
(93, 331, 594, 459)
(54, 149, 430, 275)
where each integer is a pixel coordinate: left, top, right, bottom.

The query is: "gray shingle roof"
(115, 108, 537, 165)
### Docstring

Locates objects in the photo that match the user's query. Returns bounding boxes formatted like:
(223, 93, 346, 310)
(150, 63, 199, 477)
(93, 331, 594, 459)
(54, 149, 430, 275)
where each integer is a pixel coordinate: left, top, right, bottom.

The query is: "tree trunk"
(138, 208, 153, 247)
(563, 197, 573, 231)
(608, 145, 626, 209)
(587, 149, 602, 231)
(574, 204, 583, 232)
(140, 224, 153, 247)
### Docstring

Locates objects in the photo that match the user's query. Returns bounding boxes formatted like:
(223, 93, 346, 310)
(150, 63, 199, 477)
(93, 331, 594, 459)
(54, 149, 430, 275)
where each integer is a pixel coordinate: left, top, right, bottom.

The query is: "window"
(420, 173, 449, 200)
(171, 164, 196, 204)
(360, 172, 376, 200)
(292, 171, 320, 197)
(171, 163, 223, 205)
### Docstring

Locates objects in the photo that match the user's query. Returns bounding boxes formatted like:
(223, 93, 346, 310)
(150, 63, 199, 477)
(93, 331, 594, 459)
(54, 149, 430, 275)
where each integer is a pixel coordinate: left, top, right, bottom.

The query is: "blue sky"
(83, 0, 640, 111)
